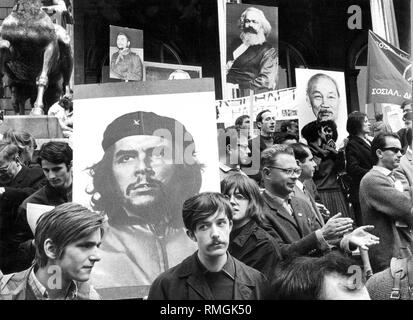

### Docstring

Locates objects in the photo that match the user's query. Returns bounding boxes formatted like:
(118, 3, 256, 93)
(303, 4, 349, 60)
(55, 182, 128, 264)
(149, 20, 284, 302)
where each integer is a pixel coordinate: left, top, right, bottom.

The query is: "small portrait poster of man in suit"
(223, 4, 278, 98)
(109, 25, 144, 81)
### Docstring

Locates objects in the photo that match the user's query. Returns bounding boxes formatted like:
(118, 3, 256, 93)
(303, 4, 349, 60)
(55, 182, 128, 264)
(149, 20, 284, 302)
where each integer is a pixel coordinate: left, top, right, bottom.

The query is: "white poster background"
(216, 87, 298, 129)
(295, 69, 348, 147)
(73, 91, 220, 208)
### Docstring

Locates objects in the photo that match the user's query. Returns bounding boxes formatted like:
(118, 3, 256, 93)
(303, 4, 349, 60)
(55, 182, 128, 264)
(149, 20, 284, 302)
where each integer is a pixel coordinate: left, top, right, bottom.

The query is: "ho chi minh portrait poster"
(73, 79, 219, 299)
(219, 2, 278, 100)
(295, 68, 348, 147)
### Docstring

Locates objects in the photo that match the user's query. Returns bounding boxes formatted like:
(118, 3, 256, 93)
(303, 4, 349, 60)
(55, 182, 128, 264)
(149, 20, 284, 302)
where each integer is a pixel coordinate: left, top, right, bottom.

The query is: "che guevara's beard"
(120, 176, 174, 226)
(240, 29, 266, 46)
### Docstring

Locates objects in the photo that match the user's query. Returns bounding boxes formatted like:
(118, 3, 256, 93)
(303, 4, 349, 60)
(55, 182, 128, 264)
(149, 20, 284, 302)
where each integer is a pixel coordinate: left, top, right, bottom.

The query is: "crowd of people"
(0, 98, 410, 300)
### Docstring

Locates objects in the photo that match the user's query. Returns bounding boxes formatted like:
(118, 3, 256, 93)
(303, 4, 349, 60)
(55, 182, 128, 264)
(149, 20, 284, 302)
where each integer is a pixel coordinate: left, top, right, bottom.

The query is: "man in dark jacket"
(148, 192, 267, 300)
(12, 141, 73, 272)
(0, 141, 45, 273)
(260, 145, 357, 258)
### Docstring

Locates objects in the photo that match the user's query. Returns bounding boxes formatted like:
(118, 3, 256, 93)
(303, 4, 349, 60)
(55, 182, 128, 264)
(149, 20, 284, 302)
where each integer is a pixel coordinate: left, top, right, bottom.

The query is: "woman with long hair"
(221, 173, 281, 279)
(3, 130, 37, 167)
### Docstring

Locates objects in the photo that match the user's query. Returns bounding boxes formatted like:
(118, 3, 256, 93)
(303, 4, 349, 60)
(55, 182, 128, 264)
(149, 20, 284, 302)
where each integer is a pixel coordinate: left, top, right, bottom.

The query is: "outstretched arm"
(340, 225, 380, 252)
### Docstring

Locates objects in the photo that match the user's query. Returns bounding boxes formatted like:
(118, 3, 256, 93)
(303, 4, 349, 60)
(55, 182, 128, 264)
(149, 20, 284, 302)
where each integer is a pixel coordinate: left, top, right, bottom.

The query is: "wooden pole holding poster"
(218, 0, 227, 99)
(248, 89, 254, 136)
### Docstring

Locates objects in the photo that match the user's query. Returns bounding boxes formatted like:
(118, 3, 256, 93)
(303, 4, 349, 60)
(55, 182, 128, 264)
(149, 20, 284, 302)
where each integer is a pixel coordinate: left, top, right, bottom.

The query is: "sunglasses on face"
(381, 147, 403, 154)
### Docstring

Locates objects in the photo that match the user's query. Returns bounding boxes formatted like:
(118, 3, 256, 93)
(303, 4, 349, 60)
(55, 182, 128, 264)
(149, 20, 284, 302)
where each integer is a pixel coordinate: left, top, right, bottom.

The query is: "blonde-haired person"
(3, 130, 37, 167)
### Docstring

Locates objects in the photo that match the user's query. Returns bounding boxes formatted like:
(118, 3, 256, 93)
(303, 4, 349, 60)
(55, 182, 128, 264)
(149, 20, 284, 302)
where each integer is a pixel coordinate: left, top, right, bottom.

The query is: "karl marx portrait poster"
(109, 25, 144, 82)
(223, 3, 278, 99)
(73, 79, 219, 298)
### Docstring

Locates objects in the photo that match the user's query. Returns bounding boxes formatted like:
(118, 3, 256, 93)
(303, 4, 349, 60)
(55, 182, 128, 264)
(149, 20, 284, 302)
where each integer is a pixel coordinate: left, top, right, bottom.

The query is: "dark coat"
(397, 128, 410, 154)
(345, 135, 373, 193)
(147, 252, 267, 300)
(0, 166, 45, 273)
(227, 41, 277, 91)
(345, 135, 373, 225)
(229, 220, 282, 279)
(9, 183, 73, 273)
(292, 184, 324, 229)
(261, 191, 322, 258)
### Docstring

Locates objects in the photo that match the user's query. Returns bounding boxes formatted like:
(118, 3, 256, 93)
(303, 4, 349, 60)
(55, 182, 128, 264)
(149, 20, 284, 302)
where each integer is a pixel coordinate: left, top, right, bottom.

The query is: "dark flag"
(367, 30, 412, 105)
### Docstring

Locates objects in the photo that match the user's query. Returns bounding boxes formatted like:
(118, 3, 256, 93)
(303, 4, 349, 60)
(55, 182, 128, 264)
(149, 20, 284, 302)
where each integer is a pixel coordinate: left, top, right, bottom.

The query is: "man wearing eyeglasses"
(0, 141, 45, 273)
(260, 145, 355, 258)
(360, 132, 413, 273)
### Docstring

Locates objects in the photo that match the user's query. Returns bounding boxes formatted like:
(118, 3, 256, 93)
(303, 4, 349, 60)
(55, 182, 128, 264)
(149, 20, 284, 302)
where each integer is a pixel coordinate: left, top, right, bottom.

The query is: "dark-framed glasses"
(268, 166, 302, 176)
(381, 147, 403, 154)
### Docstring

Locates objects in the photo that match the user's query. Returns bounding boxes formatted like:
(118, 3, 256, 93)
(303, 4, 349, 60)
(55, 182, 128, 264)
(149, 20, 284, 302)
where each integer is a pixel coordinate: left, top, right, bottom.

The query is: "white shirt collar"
(295, 180, 304, 191)
(372, 165, 392, 176)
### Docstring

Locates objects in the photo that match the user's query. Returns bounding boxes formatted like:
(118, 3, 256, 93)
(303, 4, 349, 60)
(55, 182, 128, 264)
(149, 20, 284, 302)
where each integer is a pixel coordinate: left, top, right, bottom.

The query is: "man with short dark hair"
(11, 142, 73, 272)
(290, 142, 326, 228)
(265, 251, 371, 300)
(247, 109, 276, 184)
(360, 132, 413, 273)
(248, 109, 275, 153)
(110, 32, 143, 81)
(0, 202, 104, 300)
(21, 141, 73, 209)
(148, 192, 267, 300)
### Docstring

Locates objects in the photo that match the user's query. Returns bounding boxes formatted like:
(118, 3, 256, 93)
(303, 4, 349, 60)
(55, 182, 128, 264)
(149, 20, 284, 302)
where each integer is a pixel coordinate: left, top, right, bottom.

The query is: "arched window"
(278, 41, 308, 89)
